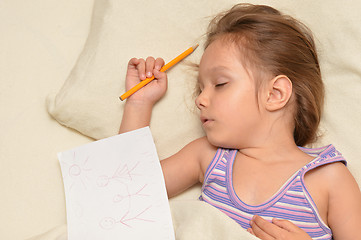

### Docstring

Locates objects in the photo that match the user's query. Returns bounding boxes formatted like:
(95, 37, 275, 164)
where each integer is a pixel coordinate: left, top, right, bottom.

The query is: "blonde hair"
(205, 4, 324, 146)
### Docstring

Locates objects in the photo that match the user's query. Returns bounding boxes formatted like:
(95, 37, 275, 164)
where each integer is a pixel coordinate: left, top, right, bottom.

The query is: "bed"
(1, 0, 360, 239)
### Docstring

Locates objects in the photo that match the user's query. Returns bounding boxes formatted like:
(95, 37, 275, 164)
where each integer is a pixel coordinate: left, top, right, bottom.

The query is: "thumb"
(272, 218, 301, 232)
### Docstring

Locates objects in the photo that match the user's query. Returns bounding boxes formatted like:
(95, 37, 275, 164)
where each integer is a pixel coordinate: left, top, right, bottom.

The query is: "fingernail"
(147, 71, 152, 77)
(250, 215, 257, 225)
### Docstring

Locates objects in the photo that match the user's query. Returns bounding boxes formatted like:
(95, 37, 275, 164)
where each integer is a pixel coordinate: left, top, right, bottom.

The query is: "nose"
(195, 90, 208, 109)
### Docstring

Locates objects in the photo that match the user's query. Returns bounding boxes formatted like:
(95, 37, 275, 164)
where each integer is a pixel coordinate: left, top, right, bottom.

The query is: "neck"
(238, 138, 300, 163)
(238, 117, 305, 163)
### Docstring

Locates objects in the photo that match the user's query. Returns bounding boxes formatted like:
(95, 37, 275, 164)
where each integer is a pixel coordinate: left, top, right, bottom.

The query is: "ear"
(265, 75, 293, 111)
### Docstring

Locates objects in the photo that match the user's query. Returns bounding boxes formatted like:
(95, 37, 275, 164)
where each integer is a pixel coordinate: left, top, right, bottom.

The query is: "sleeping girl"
(119, 4, 361, 239)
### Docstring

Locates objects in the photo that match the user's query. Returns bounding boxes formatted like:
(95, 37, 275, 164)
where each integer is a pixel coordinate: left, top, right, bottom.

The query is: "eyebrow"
(197, 66, 232, 84)
(209, 66, 231, 73)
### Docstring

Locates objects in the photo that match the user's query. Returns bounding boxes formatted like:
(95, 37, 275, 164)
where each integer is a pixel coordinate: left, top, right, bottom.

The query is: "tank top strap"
(201, 148, 226, 190)
(201, 148, 237, 190)
(299, 144, 347, 176)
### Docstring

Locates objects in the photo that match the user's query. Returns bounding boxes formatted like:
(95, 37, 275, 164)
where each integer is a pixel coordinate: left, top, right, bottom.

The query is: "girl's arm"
(119, 57, 216, 198)
(119, 57, 167, 134)
(326, 163, 361, 239)
(161, 136, 217, 198)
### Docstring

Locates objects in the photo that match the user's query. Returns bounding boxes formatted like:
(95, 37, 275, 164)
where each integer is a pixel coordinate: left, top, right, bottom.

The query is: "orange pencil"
(119, 44, 199, 101)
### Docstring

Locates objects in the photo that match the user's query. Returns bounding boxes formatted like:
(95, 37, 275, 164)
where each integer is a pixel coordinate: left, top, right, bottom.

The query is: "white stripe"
(208, 183, 227, 193)
(275, 202, 312, 212)
(286, 190, 304, 196)
(202, 194, 253, 219)
(288, 219, 320, 227)
(213, 169, 226, 176)
(313, 234, 332, 240)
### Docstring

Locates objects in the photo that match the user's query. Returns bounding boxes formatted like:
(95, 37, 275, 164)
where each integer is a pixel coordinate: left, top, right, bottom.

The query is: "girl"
(119, 4, 361, 240)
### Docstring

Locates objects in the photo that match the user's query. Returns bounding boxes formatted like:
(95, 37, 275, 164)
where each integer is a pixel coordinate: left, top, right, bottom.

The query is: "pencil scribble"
(97, 162, 140, 188)
(99, 206, 154, 229)
(113, 184, 149, 203)
(62, 152, 92, 191)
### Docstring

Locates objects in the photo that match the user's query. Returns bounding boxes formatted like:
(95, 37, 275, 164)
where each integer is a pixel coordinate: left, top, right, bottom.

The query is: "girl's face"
(196, 39, 266, 149)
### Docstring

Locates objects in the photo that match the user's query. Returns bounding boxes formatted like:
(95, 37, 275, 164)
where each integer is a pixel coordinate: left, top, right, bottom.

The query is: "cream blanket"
(1, 0, 360, 239)
(27, 200, 258, 240)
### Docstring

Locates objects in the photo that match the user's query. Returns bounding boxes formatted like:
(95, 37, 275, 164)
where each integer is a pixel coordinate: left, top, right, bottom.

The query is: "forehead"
(198, 39, 250, 80)
(200, 39, 240, 68)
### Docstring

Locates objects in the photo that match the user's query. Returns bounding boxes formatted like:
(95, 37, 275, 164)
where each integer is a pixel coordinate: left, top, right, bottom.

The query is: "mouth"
(200, 116, 213, 126)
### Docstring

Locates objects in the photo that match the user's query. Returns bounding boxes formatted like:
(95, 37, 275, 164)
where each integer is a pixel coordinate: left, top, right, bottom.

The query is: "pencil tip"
(192, 44, 199, 50)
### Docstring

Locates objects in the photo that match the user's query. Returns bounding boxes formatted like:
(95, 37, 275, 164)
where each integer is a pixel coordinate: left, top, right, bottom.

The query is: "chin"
(206, 134, 235, 149)
(205, 129, 244, 149)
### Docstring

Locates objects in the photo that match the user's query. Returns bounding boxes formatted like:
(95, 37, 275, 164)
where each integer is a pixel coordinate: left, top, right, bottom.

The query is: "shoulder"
(304, 144, 349, 183)
(307, 160, 355, 193)
(321, 160, 360, 201)
(170, 136, 217, 172)
(182, 136, 217, 156)
(313, 160, 353, 187)
(160, 136, 217, 198)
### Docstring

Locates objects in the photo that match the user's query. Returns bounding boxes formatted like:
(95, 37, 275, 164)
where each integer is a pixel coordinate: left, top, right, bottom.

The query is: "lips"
(200, 116, 213, 126)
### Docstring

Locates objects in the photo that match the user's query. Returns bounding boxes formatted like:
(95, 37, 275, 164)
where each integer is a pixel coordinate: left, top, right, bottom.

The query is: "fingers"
(154, 57, 165, 71)
(153, 68, 168, 90)
(247, 227, 255, 235)
(249, 216, 311, 240)
(146, 57, 165, 77)
(128, 57, 165, 81)
(127, 58, 146, 80)
(127, 58, 140, 72)
(250, 215, 277, 239)
(145, 57, 155, 78)
(272, 218, 301, 232)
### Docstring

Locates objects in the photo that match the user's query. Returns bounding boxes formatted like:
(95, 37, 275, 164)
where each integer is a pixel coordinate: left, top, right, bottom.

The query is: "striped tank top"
(200, 144, 346, 239)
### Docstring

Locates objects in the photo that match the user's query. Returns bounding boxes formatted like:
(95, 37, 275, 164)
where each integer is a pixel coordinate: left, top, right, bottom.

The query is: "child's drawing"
(97, 162, 140, 187)
(58, 127, 174, 239)
(113, 184, 149, 203)
(61, 152, 92, 190)
(99, 206, 154, 229)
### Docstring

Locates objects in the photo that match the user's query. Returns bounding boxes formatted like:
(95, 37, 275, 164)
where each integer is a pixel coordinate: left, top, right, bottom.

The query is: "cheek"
(231, 88, 259, 112)
(224, 94, 260, 127)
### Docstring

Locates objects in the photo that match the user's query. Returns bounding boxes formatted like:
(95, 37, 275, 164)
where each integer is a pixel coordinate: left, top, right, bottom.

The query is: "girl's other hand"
(247, 215, 312, 240)
(125, 57, 167, 105)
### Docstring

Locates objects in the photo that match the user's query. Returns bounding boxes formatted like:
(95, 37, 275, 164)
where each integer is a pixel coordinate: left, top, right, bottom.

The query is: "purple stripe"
(199, 146, 342, 240)
(203, 149, 223, 182)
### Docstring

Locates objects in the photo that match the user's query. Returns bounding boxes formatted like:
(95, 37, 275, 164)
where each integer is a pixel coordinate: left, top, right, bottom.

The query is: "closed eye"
(215, 82, 227, 87)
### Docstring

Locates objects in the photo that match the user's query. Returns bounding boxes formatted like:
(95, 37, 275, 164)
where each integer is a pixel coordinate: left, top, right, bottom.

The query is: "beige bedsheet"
(0, 1, 94, 239)
(1, 0, 361, 239)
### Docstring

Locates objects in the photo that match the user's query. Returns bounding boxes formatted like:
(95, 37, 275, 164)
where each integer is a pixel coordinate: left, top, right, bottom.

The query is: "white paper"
(58, 127, 174, 240)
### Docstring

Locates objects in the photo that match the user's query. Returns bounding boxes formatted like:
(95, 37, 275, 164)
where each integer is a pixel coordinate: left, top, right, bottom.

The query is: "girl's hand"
(248, 215, 312, 240)
(125, 57, 167, 105)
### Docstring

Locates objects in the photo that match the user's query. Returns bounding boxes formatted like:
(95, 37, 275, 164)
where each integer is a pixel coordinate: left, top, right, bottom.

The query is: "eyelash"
(215, 82, 227, 87)
(196, 81, 227, 95)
